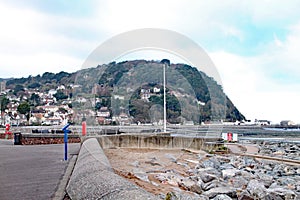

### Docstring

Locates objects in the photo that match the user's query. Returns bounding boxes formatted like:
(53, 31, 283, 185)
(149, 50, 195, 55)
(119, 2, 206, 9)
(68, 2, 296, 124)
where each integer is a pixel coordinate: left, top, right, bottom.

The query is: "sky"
(0, 0, 300, 124)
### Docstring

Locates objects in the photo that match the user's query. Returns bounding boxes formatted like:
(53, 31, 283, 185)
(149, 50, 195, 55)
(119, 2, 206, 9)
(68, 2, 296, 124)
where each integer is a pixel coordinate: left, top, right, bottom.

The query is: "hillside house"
(48, 89, 57, 97)
(153, 87, 161, 93)
(113, 95, 125, 100)
(37, 105, 59, 113)
(57, 85, 65, 90)
(6, 102, 19, 115)
(141, 89, 151, 101)
(43, 116, 62, 125)
(97, 107, 110, 118)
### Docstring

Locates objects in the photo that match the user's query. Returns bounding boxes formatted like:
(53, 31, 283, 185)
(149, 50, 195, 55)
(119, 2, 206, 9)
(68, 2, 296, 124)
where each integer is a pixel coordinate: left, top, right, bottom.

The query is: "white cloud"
(210, 22, 300, 124)
(0, 2, 103, 77)
(1, 0, 300, 124)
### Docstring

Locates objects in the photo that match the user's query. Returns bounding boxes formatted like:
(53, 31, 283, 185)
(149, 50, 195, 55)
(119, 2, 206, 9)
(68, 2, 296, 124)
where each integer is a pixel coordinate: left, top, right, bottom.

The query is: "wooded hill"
(3, 59, 246, 124)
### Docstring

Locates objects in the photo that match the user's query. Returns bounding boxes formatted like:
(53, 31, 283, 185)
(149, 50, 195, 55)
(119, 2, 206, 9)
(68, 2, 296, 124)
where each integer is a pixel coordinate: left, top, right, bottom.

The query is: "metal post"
(64, 129, 68, 161)
(62, 123, 70, 161)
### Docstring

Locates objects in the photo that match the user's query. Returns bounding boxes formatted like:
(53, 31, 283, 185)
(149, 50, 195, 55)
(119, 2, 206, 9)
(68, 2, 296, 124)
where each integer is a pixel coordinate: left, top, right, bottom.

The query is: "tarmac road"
(0, 139, 80, 200)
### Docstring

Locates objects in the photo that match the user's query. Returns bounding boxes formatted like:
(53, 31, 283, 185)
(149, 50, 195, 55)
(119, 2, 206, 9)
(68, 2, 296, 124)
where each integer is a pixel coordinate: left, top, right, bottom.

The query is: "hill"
(2, 59, 245, 124)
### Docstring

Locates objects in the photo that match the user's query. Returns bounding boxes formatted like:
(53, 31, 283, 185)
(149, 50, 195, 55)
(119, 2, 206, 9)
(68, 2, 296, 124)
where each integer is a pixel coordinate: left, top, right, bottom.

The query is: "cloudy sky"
(0, 0, 300, 124)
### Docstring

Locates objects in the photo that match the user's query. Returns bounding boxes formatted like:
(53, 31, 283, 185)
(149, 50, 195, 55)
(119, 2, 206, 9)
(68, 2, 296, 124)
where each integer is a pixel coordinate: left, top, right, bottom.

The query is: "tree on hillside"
(13, 84, 25, 95)
(30, 93, 41, 106)
(53, 90, 68, 101)
(17, 102, 30, 124)
(0, 96, 9, 114)
(28, 82, 41, 89)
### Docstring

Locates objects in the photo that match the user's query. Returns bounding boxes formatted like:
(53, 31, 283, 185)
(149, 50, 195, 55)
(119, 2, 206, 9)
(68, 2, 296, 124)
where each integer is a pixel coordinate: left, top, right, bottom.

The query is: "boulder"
(220, 163, 235, 170)
(196, 167, 220, 176)
(203, 187, 237, 198)
(263, 193, 283, 200)
(202, 157, 221, 169)
(200, 172, 218, 183)
(222, 169, 241, 179)
(256, 172, 273, 187)
(213, 194, 233, 200)
(242, 157, 256, 167)
(246, 180, 267, 199)
(202, 181, 218, 191)
(267, 188, 297, 200)
(228, 176, 248, 189)
(178, 178, 196, 189)
(165, 191, 203, 200)
(238, 190, 254, 200)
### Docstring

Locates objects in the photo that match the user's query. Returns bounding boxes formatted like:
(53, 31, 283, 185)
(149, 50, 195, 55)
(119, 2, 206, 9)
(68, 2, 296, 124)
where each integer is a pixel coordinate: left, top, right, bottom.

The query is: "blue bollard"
(62, 123, 70, 161)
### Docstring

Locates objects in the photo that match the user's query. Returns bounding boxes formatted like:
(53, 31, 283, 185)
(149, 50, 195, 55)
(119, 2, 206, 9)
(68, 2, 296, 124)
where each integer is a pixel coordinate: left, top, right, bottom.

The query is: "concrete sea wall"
(97, 134, 222, 151)
(66, 138, 159, 200)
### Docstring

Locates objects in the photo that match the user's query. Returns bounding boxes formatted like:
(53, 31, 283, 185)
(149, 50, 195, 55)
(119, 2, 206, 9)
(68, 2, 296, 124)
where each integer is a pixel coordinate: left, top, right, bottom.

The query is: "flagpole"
(163, 63, 167, 133)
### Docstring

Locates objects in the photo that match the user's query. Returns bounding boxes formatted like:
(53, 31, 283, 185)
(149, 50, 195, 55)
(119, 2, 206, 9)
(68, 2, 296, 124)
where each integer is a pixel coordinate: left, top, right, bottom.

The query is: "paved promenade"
(0, 139, 80, 200)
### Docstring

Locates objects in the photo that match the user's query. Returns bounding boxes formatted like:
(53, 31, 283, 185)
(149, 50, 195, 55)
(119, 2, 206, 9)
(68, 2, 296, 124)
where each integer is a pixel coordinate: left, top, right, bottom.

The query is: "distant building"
(113, 95, 125, 100)
(255, 119, 271, 126)
(0, 81, 6, 93)
(153, 87, 161, 93)
(76, 97, 87, 103)
(48, 89, 57, 97)
(141, 89, 151, 101)
(280, 120, 296, 126)
(57, 85, 65, 90)
(97, 107, 110, 118)
(184, 121, 194, 126)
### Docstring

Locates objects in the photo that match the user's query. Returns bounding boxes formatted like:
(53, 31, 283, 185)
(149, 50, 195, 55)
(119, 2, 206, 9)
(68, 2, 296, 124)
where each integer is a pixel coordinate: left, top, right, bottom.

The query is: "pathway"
(0, 139, 80, 200)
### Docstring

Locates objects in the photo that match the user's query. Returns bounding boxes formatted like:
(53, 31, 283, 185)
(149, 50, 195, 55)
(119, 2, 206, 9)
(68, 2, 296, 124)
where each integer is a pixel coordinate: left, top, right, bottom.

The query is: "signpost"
(62, 123, 70, 161)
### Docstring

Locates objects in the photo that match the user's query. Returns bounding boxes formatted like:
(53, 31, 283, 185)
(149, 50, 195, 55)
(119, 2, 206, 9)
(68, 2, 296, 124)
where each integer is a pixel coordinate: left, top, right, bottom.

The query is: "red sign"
(227, 132, 233, 141)
(5, 124, 10, 131)
(82, 121, 87, 136)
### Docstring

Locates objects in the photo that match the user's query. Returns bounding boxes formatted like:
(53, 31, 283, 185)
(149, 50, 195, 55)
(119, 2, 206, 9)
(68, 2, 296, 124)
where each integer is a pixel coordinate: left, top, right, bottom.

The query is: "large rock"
(256, 172, 273, 187)
(200, 172, 218, 183)
(263, 193, 283, 200)
(246, 180, 267, 199)
(237, 190, 253, 200)
(165, 191, 204, 200)
(178, 177, 202, 194)
(220, 163, 235, 170)
(229, 176, 248, 189)
(267, 188, 297, 200)
(202, 157, 221, 169)
(222, 168, 241, 179)
(213, 194, 233, 200)
(203, 187, 237, 198)
(202, 181, 218, 191)
(196, 167, 220, 176)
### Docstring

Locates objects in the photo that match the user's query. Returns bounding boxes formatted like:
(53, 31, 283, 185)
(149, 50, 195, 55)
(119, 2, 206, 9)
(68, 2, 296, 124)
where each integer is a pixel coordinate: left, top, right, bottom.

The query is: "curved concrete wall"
(66, 138, 158, 200)
(97, 135, 222, 151)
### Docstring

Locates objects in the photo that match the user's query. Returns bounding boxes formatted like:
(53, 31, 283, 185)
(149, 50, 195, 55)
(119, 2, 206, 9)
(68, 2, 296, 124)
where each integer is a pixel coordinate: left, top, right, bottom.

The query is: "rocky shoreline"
(106, 142, 300, 200)
(160, 153, 299, 199)
(256, 141, 300, 161)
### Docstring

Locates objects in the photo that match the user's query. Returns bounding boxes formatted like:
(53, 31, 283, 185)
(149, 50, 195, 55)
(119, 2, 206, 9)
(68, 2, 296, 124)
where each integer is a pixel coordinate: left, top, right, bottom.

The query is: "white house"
(57, 85, 66, 90)
(48, 89, 57, 97)
(153, 87, 161, 93)
(97, 107, 110, 118)
(113, 95, 125, 100)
